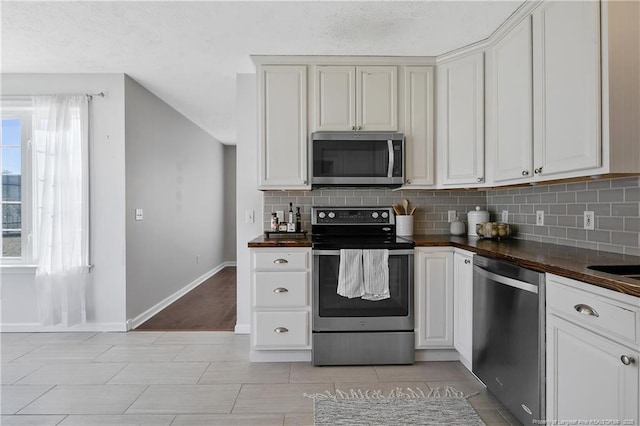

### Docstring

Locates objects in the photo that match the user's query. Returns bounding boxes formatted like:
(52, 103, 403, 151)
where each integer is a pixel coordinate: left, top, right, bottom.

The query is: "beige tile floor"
(1, 331, 520, 425)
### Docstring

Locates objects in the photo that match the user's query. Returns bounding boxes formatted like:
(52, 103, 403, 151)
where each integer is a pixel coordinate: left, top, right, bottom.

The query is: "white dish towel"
(362, 249, 390, 301)
(337, 249, 365, 298)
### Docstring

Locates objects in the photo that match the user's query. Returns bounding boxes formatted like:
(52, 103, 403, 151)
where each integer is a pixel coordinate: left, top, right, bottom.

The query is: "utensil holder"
(396, 215, 414, 236)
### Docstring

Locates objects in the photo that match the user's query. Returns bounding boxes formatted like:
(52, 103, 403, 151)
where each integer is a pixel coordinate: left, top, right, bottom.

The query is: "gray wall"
(124, 75, 227, 320)
(487, 176, 640, 256)
(224, 145, 237, 262)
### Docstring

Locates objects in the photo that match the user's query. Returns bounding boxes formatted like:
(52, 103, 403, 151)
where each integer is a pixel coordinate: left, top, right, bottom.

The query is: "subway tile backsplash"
(262, 177, 640, 257)
(263, 188, 487, 235)
(487, 176, 640, 256)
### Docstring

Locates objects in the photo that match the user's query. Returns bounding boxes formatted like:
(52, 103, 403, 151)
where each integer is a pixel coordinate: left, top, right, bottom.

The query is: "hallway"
(135, 267, 236, 332)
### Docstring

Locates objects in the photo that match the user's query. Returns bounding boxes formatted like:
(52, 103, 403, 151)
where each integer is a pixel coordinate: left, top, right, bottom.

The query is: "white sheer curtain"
(32, 95, 90, 327)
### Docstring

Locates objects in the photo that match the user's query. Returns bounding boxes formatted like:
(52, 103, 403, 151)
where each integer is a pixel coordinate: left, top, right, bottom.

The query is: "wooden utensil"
(409, 206, 417, 216)
(392, 204, 403, 215)
(402, 199, 409, 215)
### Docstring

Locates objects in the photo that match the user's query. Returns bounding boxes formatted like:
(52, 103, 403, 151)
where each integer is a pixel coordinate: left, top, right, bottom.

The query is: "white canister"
(467, 206, 489, 237)
(396, 215, 414, 237)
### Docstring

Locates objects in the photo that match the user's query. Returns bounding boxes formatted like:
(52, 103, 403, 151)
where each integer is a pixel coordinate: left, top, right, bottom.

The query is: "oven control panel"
(312, 207, 394, 225)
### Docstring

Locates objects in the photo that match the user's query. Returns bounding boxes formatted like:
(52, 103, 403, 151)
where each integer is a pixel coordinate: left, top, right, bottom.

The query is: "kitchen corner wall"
(263, 176, 640, 257)
(263, 188, 487, 234)
(487, 176, 640, 256)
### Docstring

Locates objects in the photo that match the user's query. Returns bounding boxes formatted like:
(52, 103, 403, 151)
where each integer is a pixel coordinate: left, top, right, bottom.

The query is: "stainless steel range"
(311, 206, 415, 366)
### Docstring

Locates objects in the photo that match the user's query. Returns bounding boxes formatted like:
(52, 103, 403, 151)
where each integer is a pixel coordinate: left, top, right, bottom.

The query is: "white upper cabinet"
(258, 65, 310, 190)
(486, 16, 534, 183)
(403, 66, 435, 188)
(437, 52, 485, 186)
(532, 0, 601, 177)
(314, 65, 397, 131)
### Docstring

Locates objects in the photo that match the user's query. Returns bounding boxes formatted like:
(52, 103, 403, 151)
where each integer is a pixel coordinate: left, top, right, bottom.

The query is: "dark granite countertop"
(248, 233, 640, 297)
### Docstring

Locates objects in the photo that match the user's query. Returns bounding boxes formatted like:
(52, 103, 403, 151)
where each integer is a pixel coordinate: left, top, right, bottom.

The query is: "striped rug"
(304, 386, 485, 426)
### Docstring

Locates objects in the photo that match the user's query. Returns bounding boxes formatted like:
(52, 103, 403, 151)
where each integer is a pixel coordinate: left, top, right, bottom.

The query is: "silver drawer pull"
(621, 355, 635, 366)
(574, 304, 599, 317)
(273, 287, 288, 293)
(273, 258, 288, 264)
(274, 327, 289, 334)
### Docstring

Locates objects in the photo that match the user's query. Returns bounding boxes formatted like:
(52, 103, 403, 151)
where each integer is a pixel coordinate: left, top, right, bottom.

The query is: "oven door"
(312, 249, 414, 332)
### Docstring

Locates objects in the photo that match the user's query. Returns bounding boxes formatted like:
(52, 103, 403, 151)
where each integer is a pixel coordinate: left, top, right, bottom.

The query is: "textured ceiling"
(1, 1, 523, 144)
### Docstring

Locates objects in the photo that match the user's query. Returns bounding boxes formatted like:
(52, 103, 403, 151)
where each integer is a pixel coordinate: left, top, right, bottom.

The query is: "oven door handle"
(313, 249, 414, 256)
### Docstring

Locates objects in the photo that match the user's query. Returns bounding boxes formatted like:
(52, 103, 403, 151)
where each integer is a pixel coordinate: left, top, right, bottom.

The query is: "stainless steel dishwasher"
(473, 255, 545, 425)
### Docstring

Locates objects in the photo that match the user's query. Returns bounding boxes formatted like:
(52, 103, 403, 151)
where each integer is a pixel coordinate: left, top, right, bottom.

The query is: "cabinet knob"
(357, 126, 362, 131)
(303, 180, 308, 185)
(274, 327, 289, 334)
(464, 259, 471, 264)
(522, 170, 530, 176)
(273, 287, 288, 293)
(534, 167, 543, 174)
(273, 258, 288, 264)
(476, 177, 484, 183)
(406, 179, 412, 184)
(351, 126, 356, 130)
(621, 355, 635, 365)
(574, 303, 599, 317)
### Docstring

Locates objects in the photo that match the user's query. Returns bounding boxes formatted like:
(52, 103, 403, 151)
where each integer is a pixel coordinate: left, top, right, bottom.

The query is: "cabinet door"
(547, 315, 638, 423)
(357, 66, 398, 131)
(403, 66, 435, 187)
(315, 66, 356, 131)
(533, 1, 601, 176)
(453, 251, 473, 371)
(415, 250, 454, 348)
(259, 65, 309, 189)
(488, 17, 534, 183)
(438, 53, 485, 186)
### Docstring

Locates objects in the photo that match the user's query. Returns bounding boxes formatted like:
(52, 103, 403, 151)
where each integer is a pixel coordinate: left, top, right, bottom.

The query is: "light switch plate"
(135, 208, 143, 221)
(448, 210, 456, 223)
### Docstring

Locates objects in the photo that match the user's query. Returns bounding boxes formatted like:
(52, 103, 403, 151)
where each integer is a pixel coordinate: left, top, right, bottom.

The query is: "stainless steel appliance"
(311, 206, 415, 365)
(473, 255, 546, 425)
(310, 132, 404, 187)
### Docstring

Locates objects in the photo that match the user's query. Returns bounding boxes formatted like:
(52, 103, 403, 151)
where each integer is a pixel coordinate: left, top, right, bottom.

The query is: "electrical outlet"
(584, 211, 595, 230)
(196, 254, 199, 264)
(448, 210, 456, 222)
(536, 210, 544, 226)
(245, 210, 255, 224)
(501, 210, 509, 222)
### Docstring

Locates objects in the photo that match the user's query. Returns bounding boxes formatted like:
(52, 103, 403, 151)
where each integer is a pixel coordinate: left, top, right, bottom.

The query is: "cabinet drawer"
(547, 280, 638, 344)
(254, 272, 308, 308)
(253, 251, 309, 271)
(253, 311, 309, 348)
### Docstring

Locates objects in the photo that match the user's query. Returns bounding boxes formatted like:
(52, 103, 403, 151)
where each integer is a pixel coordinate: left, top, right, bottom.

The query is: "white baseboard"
(0, 322, 127, 333)
(126, 263, 227, 330)
(224, 261, 237, 267)
(234, 323, 250, 334)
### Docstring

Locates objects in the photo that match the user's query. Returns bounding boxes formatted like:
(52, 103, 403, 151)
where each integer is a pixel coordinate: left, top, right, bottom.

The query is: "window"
(1, 103, 33, 263)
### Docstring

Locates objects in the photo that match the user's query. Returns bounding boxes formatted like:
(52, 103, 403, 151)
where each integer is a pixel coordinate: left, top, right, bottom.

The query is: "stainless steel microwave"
(310, 132, 404, 187)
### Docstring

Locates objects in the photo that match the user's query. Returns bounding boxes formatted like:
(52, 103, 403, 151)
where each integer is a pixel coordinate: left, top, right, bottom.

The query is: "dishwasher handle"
(475, 266, 539, 294)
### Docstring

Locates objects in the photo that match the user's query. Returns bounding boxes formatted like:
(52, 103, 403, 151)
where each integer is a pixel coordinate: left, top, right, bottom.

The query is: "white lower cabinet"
(415, 248, 454, 349)
(546, 274, 640, 423)
(250, 248, 311, 353)
(453, 249, 473, 371)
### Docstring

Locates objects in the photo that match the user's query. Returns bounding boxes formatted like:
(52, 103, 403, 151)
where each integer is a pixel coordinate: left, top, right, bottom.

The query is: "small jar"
(270, 213, 279, 231)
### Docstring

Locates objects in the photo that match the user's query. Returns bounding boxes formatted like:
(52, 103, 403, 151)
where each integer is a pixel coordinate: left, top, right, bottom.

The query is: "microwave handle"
(387, 140, 394, 178)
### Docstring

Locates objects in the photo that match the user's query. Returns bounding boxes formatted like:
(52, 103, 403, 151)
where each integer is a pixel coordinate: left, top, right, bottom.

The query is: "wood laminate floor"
(135, 267, 236, 332)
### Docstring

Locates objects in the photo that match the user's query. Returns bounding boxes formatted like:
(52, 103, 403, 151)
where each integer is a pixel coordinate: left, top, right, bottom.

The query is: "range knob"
(328, 212, 336, 219)
(381, 211, 389, 219)
(318, 212, 326, 219)
(372, 212, 379, 219)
